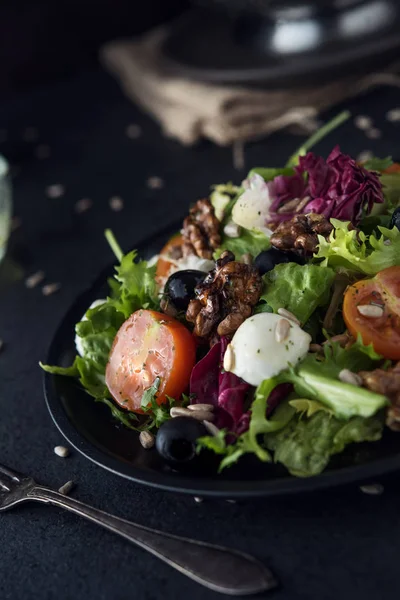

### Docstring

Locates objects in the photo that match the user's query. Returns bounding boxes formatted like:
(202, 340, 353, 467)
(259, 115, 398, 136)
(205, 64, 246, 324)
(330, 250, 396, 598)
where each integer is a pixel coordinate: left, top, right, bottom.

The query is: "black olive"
(254, 248, 303, 275)
(390, 207, 400, 231)
(156, 417, 208, 467)
(164, 270, 205, 311)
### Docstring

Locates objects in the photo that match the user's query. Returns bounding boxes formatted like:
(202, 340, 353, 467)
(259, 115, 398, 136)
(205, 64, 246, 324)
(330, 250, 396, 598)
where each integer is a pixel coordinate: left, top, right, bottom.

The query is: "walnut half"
(186, 250, 262, 341)
(358, 362, 400, 431)
(270, 213, 333, 256)
(182, 198, 221, 259)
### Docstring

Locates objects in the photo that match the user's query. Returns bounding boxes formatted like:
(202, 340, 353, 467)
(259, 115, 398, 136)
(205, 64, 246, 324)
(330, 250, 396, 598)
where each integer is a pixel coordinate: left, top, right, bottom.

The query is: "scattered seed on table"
(11, 216, 21, 232)
(226, 499, 237, 504)
(354, 115, 372, 130)
(109, 196, 124, 211)
(22, 126, 39, 142)
(58, 480, 75, 495)
(386, 108, 400, 122)
(194, 497, 203, 504)
(46, 184, 65, 198)
(54, 445, 70, 458)
(34, 144, 51, 159)
(139, 430, 155, 449)
(360, 483, 384, 495)
(25, 270, 45, 289)
(357, 150, 373, 163)
(146, 176, 164, 190)
(126, 124, 142, 139)
(232, 140, 245, 170)
(42, 282, 61, 296)
(74, 198, 93, 214)
(365, 128, 381, 139)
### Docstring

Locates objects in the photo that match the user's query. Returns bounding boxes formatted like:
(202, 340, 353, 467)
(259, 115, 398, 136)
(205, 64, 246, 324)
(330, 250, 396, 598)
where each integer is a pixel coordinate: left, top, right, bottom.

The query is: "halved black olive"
(390, 207, 400, 231)
(156, 417, 208, 467)
(254, 248, 303, 275)
(164, 270, 205, 311)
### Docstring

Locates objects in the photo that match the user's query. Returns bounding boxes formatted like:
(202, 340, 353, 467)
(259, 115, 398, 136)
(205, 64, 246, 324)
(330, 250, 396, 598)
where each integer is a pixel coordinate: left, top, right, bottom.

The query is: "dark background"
(0, 0, 189, 97)
(1, 2, 400, 600)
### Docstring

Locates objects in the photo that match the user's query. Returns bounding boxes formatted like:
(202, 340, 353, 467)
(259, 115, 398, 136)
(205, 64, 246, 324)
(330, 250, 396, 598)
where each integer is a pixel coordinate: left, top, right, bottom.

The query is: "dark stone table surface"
(1, 69, 400, 600)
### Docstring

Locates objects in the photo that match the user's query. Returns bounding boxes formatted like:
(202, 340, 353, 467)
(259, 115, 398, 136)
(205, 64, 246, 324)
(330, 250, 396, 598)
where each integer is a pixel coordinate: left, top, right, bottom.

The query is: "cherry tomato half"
(105, 309, 196, 412)
(156, 233, 183, 281)
(343, 266, 400, 360)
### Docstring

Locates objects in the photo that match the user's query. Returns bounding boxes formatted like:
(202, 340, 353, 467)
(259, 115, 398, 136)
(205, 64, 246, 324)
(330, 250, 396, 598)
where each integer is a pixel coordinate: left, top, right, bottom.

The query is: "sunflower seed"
(58, 480, 75, 495)
(357, 150, 373, 163)
(54, 445, 70, 458)
(354, 115, 372, 130)
(46, 184, 65, 198)
(126, 124, 142, 139)
(22, 126, 39, 142)
(25, 270, 45, 289)
(275, 318, 291, 343)
(309, 343, 322, 353)
(194, 496, 203, 503)
(42, 282, 61, 296)
(223, 221, 241, 238)
(277, 308, 300, 326)
(203, 421, 220, 436)
(241, 253, 253, 265)
(188, 403, 215, 412)
(357, 304, 384, 318)
(360, 483, 384, 495)
(146, 176, 164, 190)
(139, 430, 155, 449)
(232, 140, 245, 171)
(74, 198, 93, 214)
(170, 406, 214, 422)
(223, 344, 235, 372)
(109, 196, 124, 211)
(34, 144, 51, 159)
(339, 369, 362, 386)
(11, 216, 21, 232)
(365, 128, 381, 139)
(386, 108, 400, 122)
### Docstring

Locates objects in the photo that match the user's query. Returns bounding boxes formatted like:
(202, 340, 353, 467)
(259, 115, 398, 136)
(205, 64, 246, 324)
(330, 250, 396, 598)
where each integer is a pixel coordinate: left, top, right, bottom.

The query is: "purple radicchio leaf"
(268, 145, 384, 226)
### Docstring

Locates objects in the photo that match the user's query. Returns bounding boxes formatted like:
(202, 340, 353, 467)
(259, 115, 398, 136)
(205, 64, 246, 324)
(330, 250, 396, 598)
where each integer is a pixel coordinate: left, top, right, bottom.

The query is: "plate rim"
(43, 223, 400, 498)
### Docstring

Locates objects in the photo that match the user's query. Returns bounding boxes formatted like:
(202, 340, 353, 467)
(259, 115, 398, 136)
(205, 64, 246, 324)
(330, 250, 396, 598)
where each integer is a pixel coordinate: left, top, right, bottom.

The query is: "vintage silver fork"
(0, 462, 276, 596)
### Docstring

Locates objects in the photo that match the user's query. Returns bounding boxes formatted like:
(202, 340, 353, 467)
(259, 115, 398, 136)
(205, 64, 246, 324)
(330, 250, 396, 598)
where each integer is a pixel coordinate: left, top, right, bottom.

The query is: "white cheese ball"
(75, 299, 106, 356)
(224, 313, 311, 386)
(231, 174, 273, 236)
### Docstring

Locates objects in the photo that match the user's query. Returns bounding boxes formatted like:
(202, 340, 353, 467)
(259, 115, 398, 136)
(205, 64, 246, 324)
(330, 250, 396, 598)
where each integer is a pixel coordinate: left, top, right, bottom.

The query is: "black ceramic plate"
(44, 223, 400, 498)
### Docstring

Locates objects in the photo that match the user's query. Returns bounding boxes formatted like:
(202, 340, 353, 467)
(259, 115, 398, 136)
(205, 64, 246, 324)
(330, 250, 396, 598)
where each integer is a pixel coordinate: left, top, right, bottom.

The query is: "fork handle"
(28, 486, 275, 596)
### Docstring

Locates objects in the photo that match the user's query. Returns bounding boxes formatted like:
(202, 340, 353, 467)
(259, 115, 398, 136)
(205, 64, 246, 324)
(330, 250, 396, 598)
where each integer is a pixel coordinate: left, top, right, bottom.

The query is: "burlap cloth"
(100, 26, 400, 147)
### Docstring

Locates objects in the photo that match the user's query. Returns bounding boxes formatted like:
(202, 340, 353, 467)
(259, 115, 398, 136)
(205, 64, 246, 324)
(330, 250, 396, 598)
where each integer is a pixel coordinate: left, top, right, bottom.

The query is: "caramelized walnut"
(358, 362, 400, 431)
(270, 213, 333, 255)
(186, 250, 262, 340)
(182, 198, 221, 259)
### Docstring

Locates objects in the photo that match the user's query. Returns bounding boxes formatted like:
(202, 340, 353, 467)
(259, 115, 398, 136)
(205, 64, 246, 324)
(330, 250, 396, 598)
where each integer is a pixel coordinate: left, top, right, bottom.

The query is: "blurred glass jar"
(0, 156, 11, 262)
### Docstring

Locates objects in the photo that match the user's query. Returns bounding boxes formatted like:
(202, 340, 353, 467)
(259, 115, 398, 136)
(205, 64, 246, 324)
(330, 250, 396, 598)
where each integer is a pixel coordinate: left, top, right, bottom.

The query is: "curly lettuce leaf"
(260, 263, 335, 324)
(216, 229, 271, 260)
(265, 408, 384, 477)
(314, 219, 400, 275)
(363, 156, 393, 171)
(41, 230, 161, 429)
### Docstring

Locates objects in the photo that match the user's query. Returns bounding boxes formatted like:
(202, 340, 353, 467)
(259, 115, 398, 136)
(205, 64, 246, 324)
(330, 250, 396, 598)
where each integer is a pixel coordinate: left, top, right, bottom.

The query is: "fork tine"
(0, 462, 21, 482)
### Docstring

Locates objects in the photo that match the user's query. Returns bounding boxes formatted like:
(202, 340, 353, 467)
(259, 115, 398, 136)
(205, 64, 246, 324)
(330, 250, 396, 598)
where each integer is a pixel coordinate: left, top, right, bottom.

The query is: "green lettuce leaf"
(41, 230, 161, 429)
(264, 409, 384, 477)
(314, 219, 400, 275)
(363, 156, 393, 171)
(216, 229, 271, 260)
(260, 263, 335, 324)
(247, 167, 295, 181)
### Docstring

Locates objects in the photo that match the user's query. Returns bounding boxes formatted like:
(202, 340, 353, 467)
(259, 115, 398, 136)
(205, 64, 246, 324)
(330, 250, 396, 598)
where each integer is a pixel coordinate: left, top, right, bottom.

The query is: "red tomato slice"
(105, 309, 196, 412)
(343, 266, 400, 359)
(156, 233, 183, 282)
